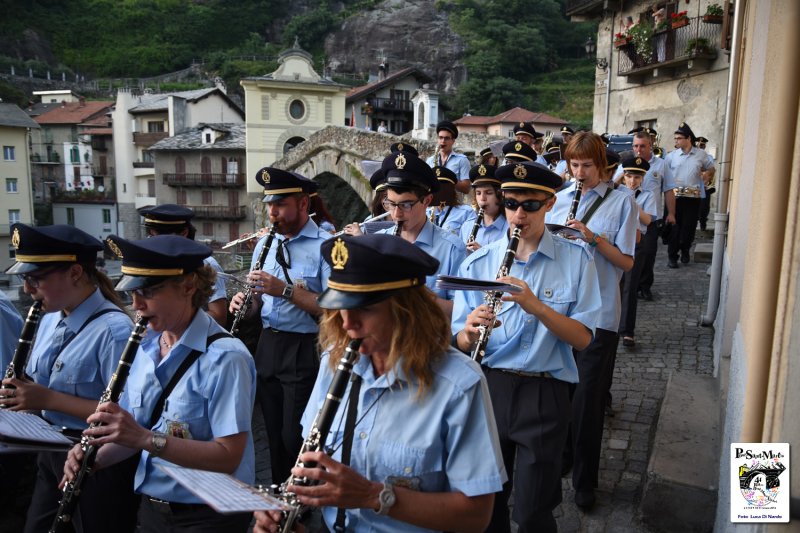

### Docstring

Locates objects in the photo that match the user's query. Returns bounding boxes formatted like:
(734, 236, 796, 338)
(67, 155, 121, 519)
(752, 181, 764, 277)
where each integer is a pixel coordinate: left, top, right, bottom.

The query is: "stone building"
(454, 107, 569, 139)
(240, 41, 348, 196)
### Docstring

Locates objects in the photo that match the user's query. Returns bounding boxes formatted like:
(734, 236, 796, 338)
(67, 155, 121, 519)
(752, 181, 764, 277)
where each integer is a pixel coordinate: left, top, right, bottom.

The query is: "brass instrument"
(467, 207, 485, 245)
(269, 338, 363, 532)
(230, 226, 277, 335)
(50, 317, 150, 533)
(0, 300, 43, 406)
(471, 228, 522, 363)
(541, 131, 554, 156)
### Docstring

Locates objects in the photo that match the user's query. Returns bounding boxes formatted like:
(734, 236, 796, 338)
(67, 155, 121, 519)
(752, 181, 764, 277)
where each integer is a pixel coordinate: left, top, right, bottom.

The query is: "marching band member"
(426, 166, 476, 236)
(545, 131, 638, 511)
(0, 290, 22, 370)
(229, 168, 331, 484)
(460, 164, 509, 251)
(1, 224, 138, 533)
(254, 234, 506, 533)
(452, 161, 602, 533)
(137, 204, 228, 326)
(426, 121, 471, 194)
(62, 235, 256, 532)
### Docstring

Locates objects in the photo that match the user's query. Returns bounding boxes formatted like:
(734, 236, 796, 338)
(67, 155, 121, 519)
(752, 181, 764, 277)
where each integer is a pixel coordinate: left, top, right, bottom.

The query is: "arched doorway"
(313, 172, 369, 229)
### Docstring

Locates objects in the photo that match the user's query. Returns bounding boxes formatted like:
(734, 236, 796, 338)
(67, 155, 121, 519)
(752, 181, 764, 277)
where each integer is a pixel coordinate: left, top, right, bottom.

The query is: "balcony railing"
(369, 97, 412, 112)
(53, 188, 116, 203)
(189, 205, 248, 220)
(617, 17, 722, 80)
(133, 161, 155, 168)
(132, 131, 168, 146)
(93, 166, 114, 177)
(163, 173, 246, 188)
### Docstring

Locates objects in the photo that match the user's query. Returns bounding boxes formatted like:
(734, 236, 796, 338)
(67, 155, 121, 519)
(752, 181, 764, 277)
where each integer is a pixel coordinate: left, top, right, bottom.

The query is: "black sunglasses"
(503, 198, 548, 213)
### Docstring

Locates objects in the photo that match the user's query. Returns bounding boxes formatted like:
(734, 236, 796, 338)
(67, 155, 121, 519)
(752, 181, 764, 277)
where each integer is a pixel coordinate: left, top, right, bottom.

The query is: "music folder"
(0, 410, 73, 454)
(436, 275, 523, 294)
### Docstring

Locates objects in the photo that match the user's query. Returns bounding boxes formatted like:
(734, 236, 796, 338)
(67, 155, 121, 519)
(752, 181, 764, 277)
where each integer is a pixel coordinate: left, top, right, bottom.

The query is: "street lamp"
(585, 36, 608, 71)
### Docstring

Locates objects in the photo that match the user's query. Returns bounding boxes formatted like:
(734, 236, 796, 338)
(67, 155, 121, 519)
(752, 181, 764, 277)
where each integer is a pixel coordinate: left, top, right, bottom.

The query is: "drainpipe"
(700, 0, 744, 327)
(604, 13, 615, 134)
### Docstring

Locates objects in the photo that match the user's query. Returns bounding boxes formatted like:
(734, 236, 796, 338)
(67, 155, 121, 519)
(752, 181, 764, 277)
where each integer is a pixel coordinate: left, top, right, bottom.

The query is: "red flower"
(671, 10, 688, 20)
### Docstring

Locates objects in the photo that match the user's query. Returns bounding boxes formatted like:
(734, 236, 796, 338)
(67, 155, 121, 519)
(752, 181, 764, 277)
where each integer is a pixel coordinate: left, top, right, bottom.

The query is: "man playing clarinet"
(452, 161, 602, 533)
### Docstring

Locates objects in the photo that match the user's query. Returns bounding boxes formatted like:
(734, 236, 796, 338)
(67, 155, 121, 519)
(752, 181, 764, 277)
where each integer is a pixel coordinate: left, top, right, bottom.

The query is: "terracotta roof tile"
(35, 101, 113, 125)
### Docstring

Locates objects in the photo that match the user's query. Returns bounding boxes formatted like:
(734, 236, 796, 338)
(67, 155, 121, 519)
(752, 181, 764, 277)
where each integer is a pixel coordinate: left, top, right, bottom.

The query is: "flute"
(331, 211, 392, 237)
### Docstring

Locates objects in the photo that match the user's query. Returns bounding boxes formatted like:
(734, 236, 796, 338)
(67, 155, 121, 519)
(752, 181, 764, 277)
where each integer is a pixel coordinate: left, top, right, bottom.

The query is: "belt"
(265, 327, 315, 336)
(145, 495, 207, 512)
(673, 186, 701, 198)
(493, 367, 554, 379)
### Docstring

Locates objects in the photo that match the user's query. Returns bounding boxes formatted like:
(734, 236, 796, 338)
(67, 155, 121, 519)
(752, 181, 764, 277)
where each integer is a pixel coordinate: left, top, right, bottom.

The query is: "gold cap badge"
(478, 165, 487, 176)
(680, 122, 685, 128)
(11, 228, 20, 249)
(514, 142, 522, 152)
(519, 121, 525, 127)
(435, 167, 442, 176)
(261, 169, 271, 184)
(106, 238, 123, 259)
(331, 238, 349, 270)
(395, 153, 406, 170)
(513, 164, 528, 179)
(635, 157, 642, 165)
(397, 143, 404, 151)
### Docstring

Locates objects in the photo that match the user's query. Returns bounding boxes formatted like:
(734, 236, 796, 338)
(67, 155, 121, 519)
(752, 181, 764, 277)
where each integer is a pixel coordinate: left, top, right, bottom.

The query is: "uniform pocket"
(373, 440, 444, 491)
(539, 286, 577, 315)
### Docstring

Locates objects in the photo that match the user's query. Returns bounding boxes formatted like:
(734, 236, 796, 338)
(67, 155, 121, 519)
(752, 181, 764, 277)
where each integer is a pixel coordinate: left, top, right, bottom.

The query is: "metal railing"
(189, 205, 247, 220)
(617, 16, 722, 74)
(369, 97, 412, 112)
(162, 173, 246, 188)
(132, 131, 168, 146)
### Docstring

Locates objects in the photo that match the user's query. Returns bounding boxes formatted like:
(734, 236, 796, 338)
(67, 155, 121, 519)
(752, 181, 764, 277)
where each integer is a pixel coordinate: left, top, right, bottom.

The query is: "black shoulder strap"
(147, 332, 232, 429)
(580, 187, 613, 227)
(334, 374, 362, 533)
(51, 308, 127, 372)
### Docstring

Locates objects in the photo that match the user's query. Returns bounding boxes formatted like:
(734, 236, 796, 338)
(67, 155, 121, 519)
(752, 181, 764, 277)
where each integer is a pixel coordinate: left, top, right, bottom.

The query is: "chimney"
(378, 61, 388, 82)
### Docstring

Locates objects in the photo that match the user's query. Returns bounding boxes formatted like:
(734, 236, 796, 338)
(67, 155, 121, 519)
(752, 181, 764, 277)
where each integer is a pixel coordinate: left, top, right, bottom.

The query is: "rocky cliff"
(324, 0, 467, 93)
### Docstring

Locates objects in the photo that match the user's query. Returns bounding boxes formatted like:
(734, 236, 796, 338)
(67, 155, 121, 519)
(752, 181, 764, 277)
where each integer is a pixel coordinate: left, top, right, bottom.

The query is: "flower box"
(702, 14, 723, 23)
(614, 38, 629, 49)
(672, 19, 689, 29)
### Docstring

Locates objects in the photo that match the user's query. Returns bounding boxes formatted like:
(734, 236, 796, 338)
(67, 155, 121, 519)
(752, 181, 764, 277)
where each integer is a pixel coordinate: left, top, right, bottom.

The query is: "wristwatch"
(588, 232, 602, 247)
(376, 481, 396, 516)
(151, 431, 167, 456)
(281, 284, 294, 300)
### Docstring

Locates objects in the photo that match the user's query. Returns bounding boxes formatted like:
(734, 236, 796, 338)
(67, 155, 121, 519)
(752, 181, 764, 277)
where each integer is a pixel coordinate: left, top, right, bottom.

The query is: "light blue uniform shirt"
(554, 160, 568, 177)
(426, 152, 471, 183)
(618, 186, 659, 235)
(204, 256, 227, 303)
(378, 221, 466, 299)
(252, 219, 331, 333)
(459, 213, 510, 247)
(426, 204, 475, 237)
(451, 231, 601, 382)
(304, 347, 507, 532)
(26, 289, 132, 429)
(120, 310, 256, 503)
(546, 181, 638, 332)
(0, 292, 23, 371)
(664, 147, 714, 198)
(643, 155, 675, 220)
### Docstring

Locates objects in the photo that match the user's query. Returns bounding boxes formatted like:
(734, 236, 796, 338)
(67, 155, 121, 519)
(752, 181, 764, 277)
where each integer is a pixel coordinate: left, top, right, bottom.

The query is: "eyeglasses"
(130, 282, 169, 299)
(18, 267, 67, 288)
(381, 198, 420, 212)
(503, 198, 548, 213)
(437, 136, 454, 142)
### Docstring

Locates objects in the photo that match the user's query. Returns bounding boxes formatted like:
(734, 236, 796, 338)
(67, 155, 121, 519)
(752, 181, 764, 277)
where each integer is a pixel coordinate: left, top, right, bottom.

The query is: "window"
(147, 179, 156, 197)
(202, 222, 213, 236)
(102, 209, 111, 224)
(289, 99, 305, 120)
(204, 133, 212, 143)
(8, 209, 20, 224)
(637, 118, 658, 131)
(142, 151, 154, 163)
(3, 146, 15, 161)
(66, 208, 75, 226)
(70, 146, 80, 163)
(202, 190, 212, 205)
(147, 121, 165, 133)
(6, 178, 18, 193)
(176, 189, 187, 205)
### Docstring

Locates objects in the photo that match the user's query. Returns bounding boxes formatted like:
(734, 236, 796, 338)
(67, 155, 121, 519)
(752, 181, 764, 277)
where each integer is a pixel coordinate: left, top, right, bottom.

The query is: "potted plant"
(703, 3, 724, 23)
(653, 19, 669, 33)
(686, 37, 713, 55)
(628, 21, 655, 65)
(671, 10, 689, 29)
(614, 32, 630, 48)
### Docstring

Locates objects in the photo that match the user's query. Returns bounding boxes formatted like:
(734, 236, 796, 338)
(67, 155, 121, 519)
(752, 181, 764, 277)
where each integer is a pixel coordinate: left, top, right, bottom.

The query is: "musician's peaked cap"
(318, 234, 439, 309)
(695, 136, 709, 145)
(6, 223, 102, 275)
(479, 147, 493, 158)
(107, 234, 211, 291)
(290, 172, 318, 195)
(436, 120, 459, 139)
(606, 147, 621, 170)
(379, 152, 440, 193)
(561, 125, 575, 135)
(389, 142, 419, 157)
(256, 166, 308, 202)
(433, 166, 458, 185)
(674, 122, 695, 140)
(469, 164, 500, 187)
(513, 121, 537, 139)
(621, 155, 650, 174)
(497, 161, 561, 194)
(138, 204, 194, 233)
(502, 140, 538, 162)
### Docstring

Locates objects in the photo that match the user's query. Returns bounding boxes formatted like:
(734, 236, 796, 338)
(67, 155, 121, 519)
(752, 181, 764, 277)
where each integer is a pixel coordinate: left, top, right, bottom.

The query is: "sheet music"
(0, 410, 73, 445)
(436, 275, 523, 294)
(159, 465, 291, 514)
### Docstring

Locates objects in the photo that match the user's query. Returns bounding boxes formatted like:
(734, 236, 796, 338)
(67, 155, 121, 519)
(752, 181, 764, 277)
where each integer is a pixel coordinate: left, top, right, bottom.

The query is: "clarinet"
(393, 220, 403, 236)
(269, 338, 363, 533)
(230, 226, 276, 335)
(0, 300, 43, 406)
(49, 317, 150, 533)
(471, 228, 522, 363)
(467, 207, 485, 244)
(566, 180, 584, 222)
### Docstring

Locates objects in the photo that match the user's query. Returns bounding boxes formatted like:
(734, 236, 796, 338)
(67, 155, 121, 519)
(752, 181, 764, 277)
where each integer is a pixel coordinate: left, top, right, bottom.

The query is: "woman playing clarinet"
(460, 164, 509, 251)
(1, 224, 139, 533)
(254, 234, 505, 533)
(61, 235, 256, 532)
